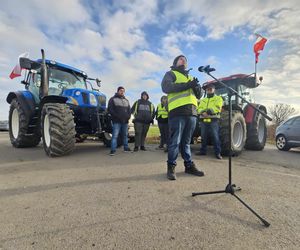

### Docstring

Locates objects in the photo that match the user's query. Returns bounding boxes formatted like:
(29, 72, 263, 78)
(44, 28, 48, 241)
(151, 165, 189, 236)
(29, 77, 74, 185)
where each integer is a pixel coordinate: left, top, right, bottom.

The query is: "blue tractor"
(7, 49, 114, 156)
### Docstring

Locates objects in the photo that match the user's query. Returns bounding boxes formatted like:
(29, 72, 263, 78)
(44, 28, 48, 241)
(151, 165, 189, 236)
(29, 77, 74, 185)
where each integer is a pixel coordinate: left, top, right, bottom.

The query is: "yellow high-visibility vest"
(157, 103, 168, 118)
(197, 95, 223, 119)
(168, 71, 198, 111)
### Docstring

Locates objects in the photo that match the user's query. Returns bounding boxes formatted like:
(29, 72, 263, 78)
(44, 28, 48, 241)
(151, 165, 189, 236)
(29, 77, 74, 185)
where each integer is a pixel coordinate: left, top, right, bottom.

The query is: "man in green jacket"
(198, 83, 223, 159)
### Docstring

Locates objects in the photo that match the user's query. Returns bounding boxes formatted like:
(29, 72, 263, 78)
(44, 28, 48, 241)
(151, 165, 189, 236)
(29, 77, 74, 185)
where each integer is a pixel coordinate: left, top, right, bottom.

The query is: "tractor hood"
(63, 88, 106, 111)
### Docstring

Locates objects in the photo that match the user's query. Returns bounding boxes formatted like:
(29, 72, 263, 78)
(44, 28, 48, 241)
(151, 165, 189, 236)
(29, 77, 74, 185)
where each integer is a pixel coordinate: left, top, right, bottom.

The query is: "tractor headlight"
(89, 93, 98, 106)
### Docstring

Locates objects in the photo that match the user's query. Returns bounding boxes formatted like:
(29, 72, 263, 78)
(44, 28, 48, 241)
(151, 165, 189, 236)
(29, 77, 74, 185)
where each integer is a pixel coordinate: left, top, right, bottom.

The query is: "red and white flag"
(9, 52, 29, 79)
(254, 34, 267, 64)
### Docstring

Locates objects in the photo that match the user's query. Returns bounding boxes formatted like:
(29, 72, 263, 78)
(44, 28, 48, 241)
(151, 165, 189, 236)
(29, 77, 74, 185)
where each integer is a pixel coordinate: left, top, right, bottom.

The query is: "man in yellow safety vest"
(161, 55, 204, 180)
(156, 95, 169, 150)
(197, 83, 223, 159)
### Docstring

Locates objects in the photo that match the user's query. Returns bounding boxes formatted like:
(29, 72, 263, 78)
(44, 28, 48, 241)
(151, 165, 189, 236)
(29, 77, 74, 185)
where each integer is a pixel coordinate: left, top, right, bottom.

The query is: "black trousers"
(158, 122, 169, 147)
(134, 122, 150, 147)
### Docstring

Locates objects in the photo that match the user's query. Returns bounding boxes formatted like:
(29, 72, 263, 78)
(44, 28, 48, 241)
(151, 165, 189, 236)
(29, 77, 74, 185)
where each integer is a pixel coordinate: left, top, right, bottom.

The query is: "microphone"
(198, 65, 216, 73)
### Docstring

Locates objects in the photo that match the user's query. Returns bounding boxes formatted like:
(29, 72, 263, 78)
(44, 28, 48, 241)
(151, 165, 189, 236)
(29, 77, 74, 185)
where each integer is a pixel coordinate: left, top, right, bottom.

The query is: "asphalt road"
(0, 132, 299, 249)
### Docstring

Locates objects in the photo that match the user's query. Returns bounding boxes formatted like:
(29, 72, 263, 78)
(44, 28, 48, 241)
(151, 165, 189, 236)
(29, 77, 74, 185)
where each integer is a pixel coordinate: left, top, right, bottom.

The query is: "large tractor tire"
(41, 103, 76, 157)
(8, 99, 41, 148)
(220, 111, 247, 156)
(245, 112, 267, 150)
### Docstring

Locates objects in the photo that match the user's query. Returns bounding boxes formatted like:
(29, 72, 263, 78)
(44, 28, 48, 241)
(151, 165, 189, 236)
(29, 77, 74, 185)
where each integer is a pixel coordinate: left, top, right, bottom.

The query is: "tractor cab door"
(238, 85, 253, 109)
(26, 70, 41, 103)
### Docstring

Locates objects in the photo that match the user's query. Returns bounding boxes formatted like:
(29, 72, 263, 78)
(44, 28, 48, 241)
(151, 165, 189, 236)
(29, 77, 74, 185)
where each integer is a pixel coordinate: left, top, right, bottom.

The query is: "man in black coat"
(107, 86, 131, 156)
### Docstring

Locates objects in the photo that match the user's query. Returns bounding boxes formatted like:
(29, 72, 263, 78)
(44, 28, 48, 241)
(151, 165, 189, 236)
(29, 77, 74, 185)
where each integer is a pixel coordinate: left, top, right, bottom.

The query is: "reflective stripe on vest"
(157, 103, 168, 118)
(168, 71, 198, 111)
(134, 101, 154, 116)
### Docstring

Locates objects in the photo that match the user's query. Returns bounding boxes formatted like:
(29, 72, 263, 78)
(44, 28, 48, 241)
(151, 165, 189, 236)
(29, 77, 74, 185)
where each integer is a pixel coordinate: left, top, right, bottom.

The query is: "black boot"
(185, 162, 204, 176)
(167, 164, 176, 180)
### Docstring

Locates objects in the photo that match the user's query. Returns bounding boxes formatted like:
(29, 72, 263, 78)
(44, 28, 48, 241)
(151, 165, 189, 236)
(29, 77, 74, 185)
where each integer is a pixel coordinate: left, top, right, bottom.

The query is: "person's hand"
(189, 77, 199, 88)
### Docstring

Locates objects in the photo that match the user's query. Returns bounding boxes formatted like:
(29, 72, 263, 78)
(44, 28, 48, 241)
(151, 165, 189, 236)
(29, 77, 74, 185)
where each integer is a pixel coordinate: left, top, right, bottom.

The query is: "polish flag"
(254, 34, 267, 64)
(9, 52, 29, 79)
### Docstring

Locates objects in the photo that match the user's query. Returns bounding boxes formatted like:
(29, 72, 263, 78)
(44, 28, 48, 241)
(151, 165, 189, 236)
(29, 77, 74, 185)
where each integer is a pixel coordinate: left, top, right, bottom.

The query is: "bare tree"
(269, 103, 297, 126)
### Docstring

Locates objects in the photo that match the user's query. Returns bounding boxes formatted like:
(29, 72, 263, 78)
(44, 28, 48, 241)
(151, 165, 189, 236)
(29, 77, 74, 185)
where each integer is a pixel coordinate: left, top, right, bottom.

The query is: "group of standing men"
(107, 55, 223, 181)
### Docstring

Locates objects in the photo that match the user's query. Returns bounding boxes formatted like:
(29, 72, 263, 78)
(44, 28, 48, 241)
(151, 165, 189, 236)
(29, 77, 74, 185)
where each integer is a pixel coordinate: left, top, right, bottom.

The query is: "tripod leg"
(232, 193, 270, 227)
(192, 190, 226, 196)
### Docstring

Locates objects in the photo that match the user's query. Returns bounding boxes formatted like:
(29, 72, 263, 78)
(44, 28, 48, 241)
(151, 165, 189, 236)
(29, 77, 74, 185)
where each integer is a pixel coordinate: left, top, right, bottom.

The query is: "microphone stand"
(192, 68, 271, 227)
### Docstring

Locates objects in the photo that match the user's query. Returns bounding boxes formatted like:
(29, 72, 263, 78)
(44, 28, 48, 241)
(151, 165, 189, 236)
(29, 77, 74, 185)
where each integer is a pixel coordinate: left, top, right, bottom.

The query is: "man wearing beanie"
(131, 91, 155, 151)
(107, 86, 132, 156)
(197, 83, 223, 159)
(161, 55, 204, 180)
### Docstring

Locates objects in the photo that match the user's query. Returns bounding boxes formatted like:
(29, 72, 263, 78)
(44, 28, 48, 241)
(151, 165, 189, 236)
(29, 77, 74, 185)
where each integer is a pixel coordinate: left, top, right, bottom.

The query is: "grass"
(146, 125, 160, 143)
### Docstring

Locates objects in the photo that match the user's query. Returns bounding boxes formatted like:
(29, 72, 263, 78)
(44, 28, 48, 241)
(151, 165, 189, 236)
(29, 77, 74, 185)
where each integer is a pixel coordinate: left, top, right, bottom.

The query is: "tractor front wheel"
(9, 99, 41, 148)
(41, 103, 76, 157)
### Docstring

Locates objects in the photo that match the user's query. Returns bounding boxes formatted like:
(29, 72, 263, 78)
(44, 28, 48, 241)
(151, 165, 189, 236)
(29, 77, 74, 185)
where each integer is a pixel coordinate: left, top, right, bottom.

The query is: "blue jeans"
(200, 120, 221, 155)
(111, 122, 129, 152)
(168, 116, 197, 166)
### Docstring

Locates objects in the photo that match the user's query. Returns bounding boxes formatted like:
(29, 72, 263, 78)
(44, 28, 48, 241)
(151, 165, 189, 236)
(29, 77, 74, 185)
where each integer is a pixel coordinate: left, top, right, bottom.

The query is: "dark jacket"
(161, 68, 197, 118)
(108, 93, 131, 124)
(131, 98, 155, 124)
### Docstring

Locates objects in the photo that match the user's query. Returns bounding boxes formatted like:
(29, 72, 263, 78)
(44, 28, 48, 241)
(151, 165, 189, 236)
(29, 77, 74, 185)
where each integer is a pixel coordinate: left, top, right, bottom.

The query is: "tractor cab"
(202, 74, 260, 110)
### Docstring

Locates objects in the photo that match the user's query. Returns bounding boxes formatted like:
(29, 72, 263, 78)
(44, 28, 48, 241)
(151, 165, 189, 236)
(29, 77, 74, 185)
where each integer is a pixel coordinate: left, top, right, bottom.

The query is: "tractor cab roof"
(36, 59, 87, 78)
(202, 74, 259, 90)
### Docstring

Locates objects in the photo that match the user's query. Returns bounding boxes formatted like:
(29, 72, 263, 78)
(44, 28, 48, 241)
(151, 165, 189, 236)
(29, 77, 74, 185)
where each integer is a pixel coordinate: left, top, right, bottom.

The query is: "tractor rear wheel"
(245, 112, 267, 150)
(220, 111, 246, 156)
(41, 103, 75, 157)
(9, 99, 41, 148)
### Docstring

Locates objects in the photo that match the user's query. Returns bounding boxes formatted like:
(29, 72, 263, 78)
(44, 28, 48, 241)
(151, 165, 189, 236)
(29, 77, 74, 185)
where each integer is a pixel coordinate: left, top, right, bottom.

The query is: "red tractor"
(194, 74, 267, 156)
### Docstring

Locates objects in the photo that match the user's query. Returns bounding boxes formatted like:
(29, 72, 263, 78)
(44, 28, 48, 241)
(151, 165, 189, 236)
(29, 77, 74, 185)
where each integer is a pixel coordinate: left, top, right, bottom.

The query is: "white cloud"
(1, 0, 300, 121)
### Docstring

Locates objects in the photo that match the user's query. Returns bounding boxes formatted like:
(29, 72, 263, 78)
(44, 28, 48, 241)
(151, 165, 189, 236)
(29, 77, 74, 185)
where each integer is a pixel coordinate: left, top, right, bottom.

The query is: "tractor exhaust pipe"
(40, 49, 49, 98)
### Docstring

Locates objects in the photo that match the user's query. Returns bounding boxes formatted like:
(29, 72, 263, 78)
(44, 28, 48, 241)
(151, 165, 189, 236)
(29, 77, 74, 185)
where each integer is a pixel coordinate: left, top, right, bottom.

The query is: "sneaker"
(109, 150, 115, 156)
(156, 145, 164, 150)
(140, 146, 147, 151)
(134, 147, 139, 152)
(216, 154, 223, 160)
(185, 162, 204, 176)
(167, 165, 176, 180)
(124, 148, 132, 152)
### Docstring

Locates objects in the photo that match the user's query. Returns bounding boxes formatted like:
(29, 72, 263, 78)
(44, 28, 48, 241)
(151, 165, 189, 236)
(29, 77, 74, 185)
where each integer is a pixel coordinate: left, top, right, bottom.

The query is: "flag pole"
(255, 57, 257, 78)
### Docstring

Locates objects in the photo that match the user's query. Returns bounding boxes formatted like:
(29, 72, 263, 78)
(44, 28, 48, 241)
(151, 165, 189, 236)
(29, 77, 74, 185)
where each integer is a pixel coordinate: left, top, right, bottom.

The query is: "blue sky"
(1, 0, 300, 120)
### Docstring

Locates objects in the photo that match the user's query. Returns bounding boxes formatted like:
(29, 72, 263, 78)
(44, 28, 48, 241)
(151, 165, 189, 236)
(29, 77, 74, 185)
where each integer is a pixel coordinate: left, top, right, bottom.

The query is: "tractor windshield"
(48, 68, 87, 94)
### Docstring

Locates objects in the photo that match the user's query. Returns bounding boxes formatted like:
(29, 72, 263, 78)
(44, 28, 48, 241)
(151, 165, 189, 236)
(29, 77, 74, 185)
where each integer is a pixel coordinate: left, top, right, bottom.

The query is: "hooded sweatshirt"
(131, 91, 155, 124)
(108, 93, 131, 123)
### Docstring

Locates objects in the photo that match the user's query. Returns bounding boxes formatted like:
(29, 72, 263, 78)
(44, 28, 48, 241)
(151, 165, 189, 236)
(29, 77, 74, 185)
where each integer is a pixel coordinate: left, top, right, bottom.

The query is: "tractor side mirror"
(96, 78, 101, 87)
(19, 57, 41, 70)
(257, 76, 263, 85)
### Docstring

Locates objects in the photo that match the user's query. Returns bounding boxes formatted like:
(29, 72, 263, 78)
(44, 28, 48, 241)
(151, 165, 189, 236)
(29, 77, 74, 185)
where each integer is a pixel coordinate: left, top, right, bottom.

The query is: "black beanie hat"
(117, 86, 125, 92)
(172, 55, 187, 67)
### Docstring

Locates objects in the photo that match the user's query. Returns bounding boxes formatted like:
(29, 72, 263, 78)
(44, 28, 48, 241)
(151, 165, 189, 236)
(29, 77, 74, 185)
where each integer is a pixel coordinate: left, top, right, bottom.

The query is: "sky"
(0, 0, 300, 120)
